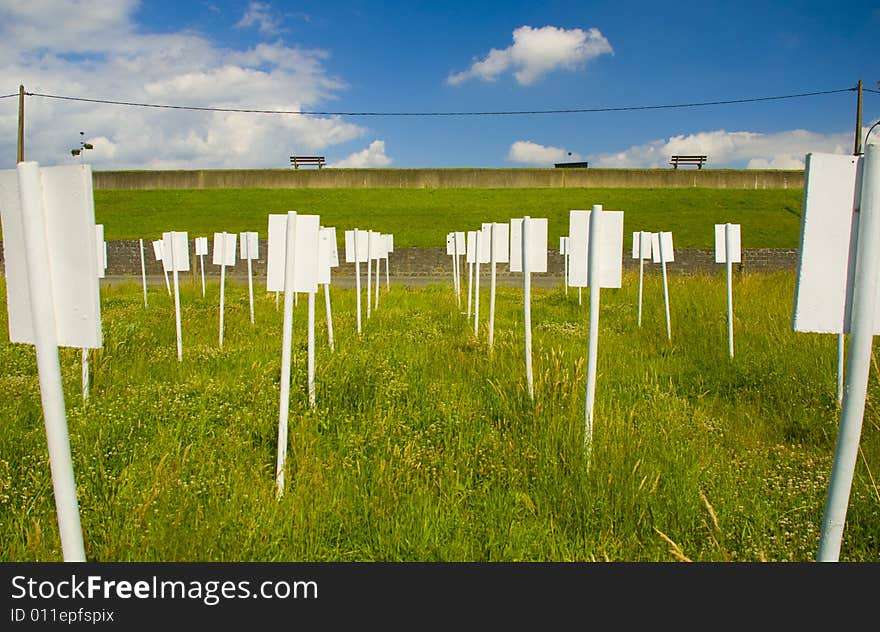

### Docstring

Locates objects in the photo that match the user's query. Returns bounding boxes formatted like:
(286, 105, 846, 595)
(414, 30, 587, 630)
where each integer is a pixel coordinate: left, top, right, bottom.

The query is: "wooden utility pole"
(17, 85, 25, 163)
(855, 79, 863, 155)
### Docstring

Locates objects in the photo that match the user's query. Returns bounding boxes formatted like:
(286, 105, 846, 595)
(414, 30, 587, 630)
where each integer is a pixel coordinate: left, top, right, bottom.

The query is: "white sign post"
(318, 226, 339, 352)
(240, 231, 259, 324)
(488, 222, 509, 351)
(139, 238, 148, 308)
(384, 233, 393, 291)
(195, 236, 208, 297)
(560, 236, 570, 296)
(632, 231, 652, 327)
(83, 223, 107, 400)
(270, 212, 321, 497)
(1, 162, 103, 562)
(344, 229, 368, 334)
(370, 231, 384, 311)
(466, 231, 476, 318)
(569, 206, 624, 450)
(447, 232, 458, 304)
(473, 228, 489, 337)
(510, 216, 548, 399)
(792, 149, 879, 562)
(715, 223, 742, 358)
(651, 231, 675, 340)
(152, 239, 171, 295)
(163, 231, 190, 361)
(213, 231, 237, 347)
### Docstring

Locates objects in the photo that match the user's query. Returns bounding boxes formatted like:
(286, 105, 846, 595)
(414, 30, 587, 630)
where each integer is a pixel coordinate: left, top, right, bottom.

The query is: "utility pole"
(855, 79, 863, 155)
(17, 85, 24, 163)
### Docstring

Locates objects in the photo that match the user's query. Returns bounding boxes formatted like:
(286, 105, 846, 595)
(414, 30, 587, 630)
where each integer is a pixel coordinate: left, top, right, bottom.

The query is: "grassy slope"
(93, 187, 805, 248)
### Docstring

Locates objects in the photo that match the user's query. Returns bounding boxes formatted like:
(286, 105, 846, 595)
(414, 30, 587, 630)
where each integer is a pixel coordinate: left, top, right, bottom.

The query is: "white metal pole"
(453, 239, 461, 308)
(451, 249, 457, 301)
(276, 212, 297, 498)
(366, 237, 372, 319)
(354, 229, 362, 334)
(162, 266, 171, 296)
(139, 238, 148, 308)
(385, 254, 390, 290)
(726, 223, 735, 358)
(489, 223, 497, 350)
(523, 217, 534, 399)
(585, 205, 603, 448)
(836, 334, 845, 404)
(564, 246, 569, 296)
(660, 234, 671, 340)
(308, 291, 316, 409)
(199, 253, 205, 298)
(817, 144, 880, 561)
(247, 247, 255, 325)
(81, 348, 89, 401)
(467, 260, 473, 318)
(375, 253, 380, 310)
(324, 283, 335, 352)
(171, 245, 182, 362)
(219, 235, 226, 348)
(638, 233, 645, 327)
(474, 231, 481, 336)
(18, 161, 86, 561)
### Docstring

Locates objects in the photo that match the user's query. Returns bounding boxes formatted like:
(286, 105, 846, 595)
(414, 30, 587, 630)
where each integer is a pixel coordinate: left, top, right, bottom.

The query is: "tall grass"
(0, 270, 877, 561)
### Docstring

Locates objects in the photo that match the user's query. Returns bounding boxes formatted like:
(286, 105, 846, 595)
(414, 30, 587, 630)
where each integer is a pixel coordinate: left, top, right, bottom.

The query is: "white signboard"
(651, 232, 675, 263)
(446, 233, 456, 255)
(239, 231, 259, 260)
(792, 153, 869, 334)
(478, 223, 492, 264)
(369, 231, 385, 260)
(0, 164, 102, 349)
(152, 240, 164, 262)
(632, 231, 652, 259)
(509, 217, 548, 273)
(267, 213, 321, 293)
(317, 226, 339, 285)
(466, 231, 477, 264)
(212, 232, 237, 267)
(714, 224, 742, 263)
(162, 231, 191, 272)
(95, 224, 106, 279)
(568, 209, 624, 288)
(490, 222, 510, 263)
(384, 234, 394, 254)
(344, 229, 369, 263)
(195, 236, 208, 256)
(560, 236, 569, 256)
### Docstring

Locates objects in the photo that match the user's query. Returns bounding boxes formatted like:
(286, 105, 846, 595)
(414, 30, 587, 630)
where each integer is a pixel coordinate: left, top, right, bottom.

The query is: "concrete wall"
(51, 241, 795, 280)
(92, 167, 804, 191)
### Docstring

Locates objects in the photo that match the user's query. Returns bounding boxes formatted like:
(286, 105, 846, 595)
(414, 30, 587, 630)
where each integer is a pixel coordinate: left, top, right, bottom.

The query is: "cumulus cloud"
(448, 25, 613, 86)
(236, 2, 285, 36)
(583, 128, 859, 169)
(507, 141, 583, 166)
(330, 140, 392, 168)
(0, 1, 365, 170)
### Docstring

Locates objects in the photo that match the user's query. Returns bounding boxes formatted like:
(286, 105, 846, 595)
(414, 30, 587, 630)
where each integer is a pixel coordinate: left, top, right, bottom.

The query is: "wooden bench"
(554, 161, 589, 168)
(290, 156, 326, 169)
(669, 155, 707, 169)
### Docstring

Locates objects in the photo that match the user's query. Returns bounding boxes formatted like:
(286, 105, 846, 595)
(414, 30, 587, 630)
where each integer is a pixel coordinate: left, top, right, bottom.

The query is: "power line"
(15, 87, 856, 117)
(0, 93, 19, 99)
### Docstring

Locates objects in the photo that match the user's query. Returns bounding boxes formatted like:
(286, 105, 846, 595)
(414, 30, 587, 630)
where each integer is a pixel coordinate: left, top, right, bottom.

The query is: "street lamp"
(71, 131, 93, 162)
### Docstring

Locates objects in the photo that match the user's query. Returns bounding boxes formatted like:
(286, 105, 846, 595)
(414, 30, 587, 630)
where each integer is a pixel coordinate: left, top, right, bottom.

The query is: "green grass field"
(1, 271, 877, 561)
(92, 187, 805, 248)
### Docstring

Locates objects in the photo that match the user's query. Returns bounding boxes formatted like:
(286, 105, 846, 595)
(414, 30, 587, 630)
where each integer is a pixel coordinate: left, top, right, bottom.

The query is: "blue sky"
(1, 0, 878, 170)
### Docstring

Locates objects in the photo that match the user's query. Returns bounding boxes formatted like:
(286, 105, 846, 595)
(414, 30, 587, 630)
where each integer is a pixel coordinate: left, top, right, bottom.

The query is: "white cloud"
(507, 141, 582, 166)
(448, 25, 613, 86)
(0, 2, 366, 170)
(330, 140, 392, 168)
(236, 2, 284, 36)
(583, 128, 860, 169)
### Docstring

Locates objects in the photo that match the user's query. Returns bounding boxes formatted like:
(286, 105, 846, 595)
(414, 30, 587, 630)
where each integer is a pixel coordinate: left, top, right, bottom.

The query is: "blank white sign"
(384, 234, 394, 254)
(568, 209, 624, 288)
(239, 231, 259, 260)
(152, 239, 164, 261)
(714, 224, 742, 263)
(195, 236, 208, 256)
(651, 232, 675, 263)
(369, 230, 385, 260)
(318, 226, 338, 285)
(446, 233, 456, 256)
(509, 217, 548, 273)
(454, 231, 465, 252)
(792, 152, 869, 334)
(344, 229, 369, 263)
(632, 231, 652, 259)
(560, 236, 569, 256)
(490, 222, 510, 263)
(0, 163, 102, 349)
(212, 232, 237, 267)
(95, 224, 106, 278)
(466, 231, 477, 264)
(266, 213, 321, 293)
(162, 231, 191, 272)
